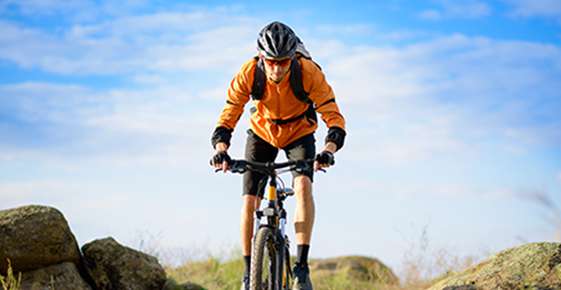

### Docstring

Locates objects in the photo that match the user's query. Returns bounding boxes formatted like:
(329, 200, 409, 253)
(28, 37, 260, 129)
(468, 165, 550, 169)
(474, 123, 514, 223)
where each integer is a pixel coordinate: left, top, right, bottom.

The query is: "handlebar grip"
(229, 160, 247, 174)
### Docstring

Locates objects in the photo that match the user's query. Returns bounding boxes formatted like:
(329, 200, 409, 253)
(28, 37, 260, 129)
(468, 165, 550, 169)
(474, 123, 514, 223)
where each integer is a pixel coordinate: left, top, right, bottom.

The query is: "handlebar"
(215, 158, 320, 175)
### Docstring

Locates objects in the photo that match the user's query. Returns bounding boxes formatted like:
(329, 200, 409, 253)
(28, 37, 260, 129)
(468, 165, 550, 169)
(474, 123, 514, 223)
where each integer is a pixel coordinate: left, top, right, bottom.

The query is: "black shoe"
(240, 274, 249, 290)
(292, 264, 313, 290)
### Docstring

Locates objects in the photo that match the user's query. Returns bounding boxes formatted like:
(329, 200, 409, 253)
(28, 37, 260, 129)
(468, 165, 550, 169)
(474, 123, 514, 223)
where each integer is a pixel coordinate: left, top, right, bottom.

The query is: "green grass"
(166, 256, 244, 290)
(165, 256, 412, 290)
(311, 271, 389, 290)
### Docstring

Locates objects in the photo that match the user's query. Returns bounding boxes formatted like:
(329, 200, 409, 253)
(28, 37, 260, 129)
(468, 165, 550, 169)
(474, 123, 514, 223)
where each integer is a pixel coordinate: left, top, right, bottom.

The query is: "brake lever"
(231, 167, 246, 174)
(293, 164, 326, 173)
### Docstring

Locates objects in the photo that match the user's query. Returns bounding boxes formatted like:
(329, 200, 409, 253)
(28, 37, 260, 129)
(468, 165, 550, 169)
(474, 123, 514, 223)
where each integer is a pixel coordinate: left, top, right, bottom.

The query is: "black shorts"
(243, 129, 315, 197)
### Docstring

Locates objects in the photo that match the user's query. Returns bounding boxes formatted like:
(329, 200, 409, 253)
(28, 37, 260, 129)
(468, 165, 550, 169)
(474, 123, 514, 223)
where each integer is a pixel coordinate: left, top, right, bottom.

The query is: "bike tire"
(282, 244, 291, 290)
(250, 227, 280, 290)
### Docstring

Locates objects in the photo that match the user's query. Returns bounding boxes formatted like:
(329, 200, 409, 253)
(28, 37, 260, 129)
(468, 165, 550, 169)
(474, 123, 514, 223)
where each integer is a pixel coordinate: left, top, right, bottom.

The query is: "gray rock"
(309, 255, 399, 285)
(20, 262, 92, 290)
(163, 279, 205, 290)
(0, 205, 81, 273)
(175, 282, 205, 290)
(82, 237, 166, 290)
(428, 242, 561, 290)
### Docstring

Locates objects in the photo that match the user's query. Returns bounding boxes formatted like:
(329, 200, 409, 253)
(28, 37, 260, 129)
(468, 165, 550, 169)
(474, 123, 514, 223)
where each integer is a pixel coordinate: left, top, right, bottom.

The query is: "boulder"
(20, 262, 92, 290)
(310, 255, 399, 286)
(82, 237, 166, 290)
(428, 242, 561, 290)
(163, 279, 205, 290)
(0, 205, 81, 273)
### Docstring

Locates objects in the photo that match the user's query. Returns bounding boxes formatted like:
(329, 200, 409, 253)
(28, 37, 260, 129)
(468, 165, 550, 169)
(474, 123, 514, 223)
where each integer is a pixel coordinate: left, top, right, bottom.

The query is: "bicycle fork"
(253, 185, 292, 289)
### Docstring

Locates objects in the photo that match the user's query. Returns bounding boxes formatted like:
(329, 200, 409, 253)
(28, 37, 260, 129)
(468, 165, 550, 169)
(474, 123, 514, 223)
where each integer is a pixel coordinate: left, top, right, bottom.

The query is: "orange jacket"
(216, 57, 346, 148)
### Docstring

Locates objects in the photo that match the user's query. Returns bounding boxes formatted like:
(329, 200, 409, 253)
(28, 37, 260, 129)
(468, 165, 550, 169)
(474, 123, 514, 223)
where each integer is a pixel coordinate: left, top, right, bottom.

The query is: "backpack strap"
(250, 56, 266, 100)
(289, 57, 317, 125)
(289, 57, 312, 104)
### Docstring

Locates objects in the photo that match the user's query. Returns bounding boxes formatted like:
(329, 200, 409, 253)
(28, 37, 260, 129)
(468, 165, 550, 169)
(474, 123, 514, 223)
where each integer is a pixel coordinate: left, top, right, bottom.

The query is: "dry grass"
(0, 260, 21, 290)
(520, 189, 561, 240)
(164, 248, 477, 290)
(136, 225, 482, 289)
(159, 224, 482, 290)
(166, 256, 244, 290)
(398, 225, 481, 290)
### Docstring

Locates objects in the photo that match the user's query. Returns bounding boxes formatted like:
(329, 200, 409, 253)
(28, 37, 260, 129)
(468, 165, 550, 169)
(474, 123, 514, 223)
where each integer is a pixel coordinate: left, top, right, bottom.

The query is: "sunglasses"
(263, 57, 292, 67)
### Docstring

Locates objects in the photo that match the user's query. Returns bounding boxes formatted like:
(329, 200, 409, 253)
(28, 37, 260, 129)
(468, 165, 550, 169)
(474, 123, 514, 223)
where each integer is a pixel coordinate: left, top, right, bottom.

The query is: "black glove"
(315, 151, 335, 166)
(210, 151, 231, 167)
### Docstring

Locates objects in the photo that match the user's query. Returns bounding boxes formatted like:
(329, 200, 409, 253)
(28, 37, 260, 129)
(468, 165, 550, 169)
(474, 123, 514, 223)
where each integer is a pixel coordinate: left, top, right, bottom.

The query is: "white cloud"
(314, 24, 375, 36)
(0, 82, 100, 125)
(418, 0, 491, 20)
(0, 8, 259, 75)
(419, 9, 442, 20)
(505, 0, 561, 20)
(0, 180, 114, 209)
(325, 34, 559, 163)
(0, 79, 226, 177)
(84, 87, 218, 141)
(0, 0, 95, 17)
(2, 13, 560, 186)
(0, 0, 157, 21)
(6, 26, 559, 172)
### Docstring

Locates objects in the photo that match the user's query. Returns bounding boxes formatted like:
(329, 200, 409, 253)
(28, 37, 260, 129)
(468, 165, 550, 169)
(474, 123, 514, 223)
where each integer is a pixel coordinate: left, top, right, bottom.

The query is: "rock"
(163, 279, 205, 290)
(309, 255, 399, 286)
(20, 262, 92, 290)
(442, 286, 477, 290)
(175, 282, 205, 290)
(428, 242, 561, 290)
(82, 237, 167, 290)
(177, 282, 205, 290)
(0, 205, 81, 273)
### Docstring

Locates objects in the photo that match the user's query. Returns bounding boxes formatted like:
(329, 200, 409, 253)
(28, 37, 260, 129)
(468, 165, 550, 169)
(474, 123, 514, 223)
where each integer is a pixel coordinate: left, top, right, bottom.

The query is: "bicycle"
(225, 158, 317, 290)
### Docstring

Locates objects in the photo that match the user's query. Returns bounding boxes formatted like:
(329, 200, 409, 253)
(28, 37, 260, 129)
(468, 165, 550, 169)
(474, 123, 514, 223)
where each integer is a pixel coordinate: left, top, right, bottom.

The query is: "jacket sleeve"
(303, 60, 347, 150)
(211, 60, 254, 148)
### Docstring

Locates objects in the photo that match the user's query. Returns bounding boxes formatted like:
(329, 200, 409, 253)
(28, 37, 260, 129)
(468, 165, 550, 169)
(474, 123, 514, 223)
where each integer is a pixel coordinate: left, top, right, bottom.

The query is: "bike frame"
(254, 170, 291, 290)
(225, 159, 314, 290)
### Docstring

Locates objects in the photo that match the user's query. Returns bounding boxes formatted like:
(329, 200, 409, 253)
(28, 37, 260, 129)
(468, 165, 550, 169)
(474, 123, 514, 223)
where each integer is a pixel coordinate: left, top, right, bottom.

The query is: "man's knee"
(242, 194, 261, 213)
(242, 195, 256, 211)
(293, 175, 312, 196)
(294, 175, 312, 186)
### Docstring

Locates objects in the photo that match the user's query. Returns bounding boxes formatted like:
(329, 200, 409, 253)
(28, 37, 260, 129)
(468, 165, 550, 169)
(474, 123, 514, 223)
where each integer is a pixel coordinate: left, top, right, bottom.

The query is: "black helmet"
(257, 21, 298, 59)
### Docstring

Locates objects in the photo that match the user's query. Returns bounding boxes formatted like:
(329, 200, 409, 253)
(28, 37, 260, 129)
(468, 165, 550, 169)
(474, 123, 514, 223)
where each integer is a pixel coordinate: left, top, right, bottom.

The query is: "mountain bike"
(227, 158, 316, 290)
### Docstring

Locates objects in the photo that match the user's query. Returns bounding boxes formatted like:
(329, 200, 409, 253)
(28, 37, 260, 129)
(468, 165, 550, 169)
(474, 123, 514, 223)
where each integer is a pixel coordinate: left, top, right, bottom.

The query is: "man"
(210, 21, 346, 290)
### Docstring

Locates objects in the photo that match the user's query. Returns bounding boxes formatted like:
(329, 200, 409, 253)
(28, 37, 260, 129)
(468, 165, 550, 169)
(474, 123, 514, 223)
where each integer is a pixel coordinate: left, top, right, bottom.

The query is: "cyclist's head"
(257, 21, 298, 60)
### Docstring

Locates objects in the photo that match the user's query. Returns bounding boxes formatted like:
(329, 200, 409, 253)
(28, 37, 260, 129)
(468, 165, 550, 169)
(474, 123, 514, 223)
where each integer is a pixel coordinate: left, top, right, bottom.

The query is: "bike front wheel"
(250, 227, 282, 290)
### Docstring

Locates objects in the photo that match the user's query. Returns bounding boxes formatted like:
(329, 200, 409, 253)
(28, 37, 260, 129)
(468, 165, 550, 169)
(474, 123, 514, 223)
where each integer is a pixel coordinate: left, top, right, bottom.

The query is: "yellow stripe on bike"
(267, 185, 277, 201)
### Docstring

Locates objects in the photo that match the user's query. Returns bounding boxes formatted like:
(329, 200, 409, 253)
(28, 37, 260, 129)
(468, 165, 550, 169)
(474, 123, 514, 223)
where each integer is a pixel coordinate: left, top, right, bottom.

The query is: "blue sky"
(1, 0, 561, 277)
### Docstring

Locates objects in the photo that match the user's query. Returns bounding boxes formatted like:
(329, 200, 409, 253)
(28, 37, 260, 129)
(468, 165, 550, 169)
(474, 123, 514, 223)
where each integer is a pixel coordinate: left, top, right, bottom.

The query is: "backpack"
(249, 42, 320, 125)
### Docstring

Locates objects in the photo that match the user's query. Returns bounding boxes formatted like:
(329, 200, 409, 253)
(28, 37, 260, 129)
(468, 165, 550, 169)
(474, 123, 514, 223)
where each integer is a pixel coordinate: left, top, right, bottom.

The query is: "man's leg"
(240, 129, 278, 289)
(284, 133, 315, 290)
(240, 194, 262, 290)
(293, 175, 314, 246)
(240, 195, 256, 290)
(242, 129, 278, 255)
(241, 195, 262, 257)
(292, 176, 315, 290)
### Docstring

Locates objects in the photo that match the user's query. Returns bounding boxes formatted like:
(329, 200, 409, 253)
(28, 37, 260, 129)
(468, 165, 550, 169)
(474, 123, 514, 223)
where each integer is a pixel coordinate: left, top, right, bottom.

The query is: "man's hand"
(210, 142, 231, 172)
(314, 142, 337, 171)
